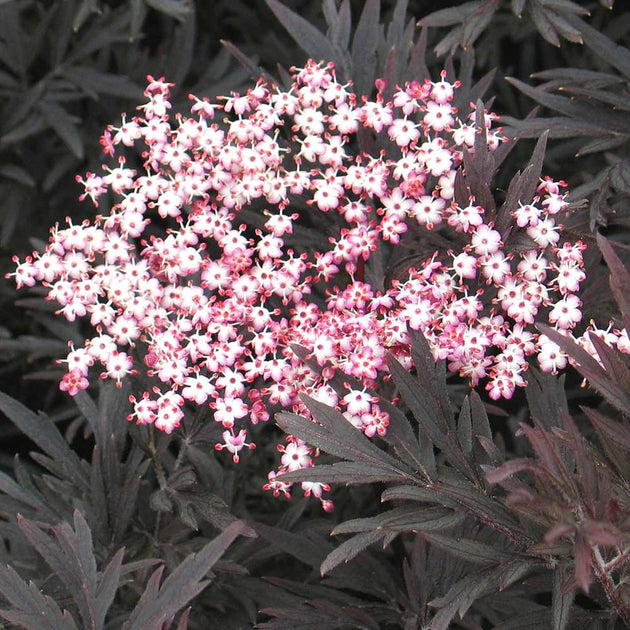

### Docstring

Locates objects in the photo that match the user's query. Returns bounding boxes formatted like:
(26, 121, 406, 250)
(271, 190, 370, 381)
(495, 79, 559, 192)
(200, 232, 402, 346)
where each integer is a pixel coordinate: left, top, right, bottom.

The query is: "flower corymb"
(10, 60, 619, 503)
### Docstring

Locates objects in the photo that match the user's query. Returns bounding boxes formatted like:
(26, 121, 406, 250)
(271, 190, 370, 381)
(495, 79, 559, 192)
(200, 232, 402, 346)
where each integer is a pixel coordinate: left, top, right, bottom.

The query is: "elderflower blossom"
(10, 61, 621, 508)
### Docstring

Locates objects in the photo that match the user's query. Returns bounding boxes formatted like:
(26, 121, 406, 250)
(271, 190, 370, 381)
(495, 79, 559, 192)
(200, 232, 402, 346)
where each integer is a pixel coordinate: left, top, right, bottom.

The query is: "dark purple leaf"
(321, 530, 385, 576)
(563, 12, 630, 79)
(552, 566, 575, 630)
(573, 536, 592, 593)
(350, 0, 379, 96)
(0, 393, 89, 492)
(537, 324, 630, 413)
(124, 521, 249, 630)
(418, 0, 484, 27)
(266, 0, 340, 67)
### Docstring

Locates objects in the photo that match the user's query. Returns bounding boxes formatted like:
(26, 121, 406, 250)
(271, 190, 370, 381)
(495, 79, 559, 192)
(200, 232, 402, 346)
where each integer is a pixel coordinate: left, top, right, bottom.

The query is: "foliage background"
(1, 0, 630, 628)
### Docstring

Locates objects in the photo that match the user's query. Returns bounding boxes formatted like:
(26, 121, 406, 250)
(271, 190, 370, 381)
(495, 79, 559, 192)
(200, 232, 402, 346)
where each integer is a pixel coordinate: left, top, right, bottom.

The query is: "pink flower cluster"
(10, 61, 625, 503)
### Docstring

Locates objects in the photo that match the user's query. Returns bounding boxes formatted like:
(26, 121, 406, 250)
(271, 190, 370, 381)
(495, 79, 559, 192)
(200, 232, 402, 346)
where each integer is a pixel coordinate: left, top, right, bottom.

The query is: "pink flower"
(59, 369, 90, 396)
(10, 60, 605, 510)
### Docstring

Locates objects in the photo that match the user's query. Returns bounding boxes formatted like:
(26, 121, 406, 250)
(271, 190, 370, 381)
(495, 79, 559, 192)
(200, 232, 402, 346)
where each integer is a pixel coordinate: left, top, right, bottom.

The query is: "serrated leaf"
(63, 65, 144, 100)
(430, 561, 535, 630)
(582, 406, 630, 452)
(164, 12, 196, 85)
(0, 564, 76, 630)
(540, 0, 589, 14)
(507, 77, 630, 135)
(544, 9, 583, 44)
(124, 521, 248, 630)
(462, 2, 498, 49)
(0, 392, 88, 492)
(512, 0, 526, 17)
(66, 8, 131, 63)
(609, 160, 630, 194)
(486, 458, 534, 485)
(38, 100, 84, 159)
(434, 482, 527, 540)
(563, 12, 630, 79)
(0, 164, 36, 188)
(597, 234, 630, 333)
(95, 548, 124, 624)
(266, 0, 339, 67)
(350, 0, 379, 96)
(279, 461, 404, 485)
(386, 354, 447, 449)
(321, 530, 384, 576)
(381, 485, 458, 507)
(279, 395, 410, 477)
(419, 0, 483, 27)
(325, 0, 351, 51)
(457, 397, 473, 456)
(562, 85, 630, 111)
(144, 0, 192, 21)
(537, 324, 630, 413)
(423, 531, 512, 565)
(503, 115, 608, 139)
(18, 511, 100, 630)
(378, 397, 434, 480)
(0, 113, 47, 146)
(254, 522, 330, 569)
(529, 3, 560, 47)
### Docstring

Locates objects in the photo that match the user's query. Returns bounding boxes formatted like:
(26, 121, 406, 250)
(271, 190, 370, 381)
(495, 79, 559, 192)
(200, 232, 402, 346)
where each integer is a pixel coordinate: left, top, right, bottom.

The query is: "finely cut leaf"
(537, 323, 630, 413)
(0, 564, 76, 630)
(0, 392, 88, 492)
(144, 0, 192, 21)
(255, 522, 330, 569)
(124, 520, 248, 629)
(563, 12, 630, 79)
(422, 531, 512, 565)
(321, 530, 385, 576)
(419, 0, 484, 27)
(350, 0, 379, 96)
(266, 0, 339, 67)
(278, 461, 404, 485)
